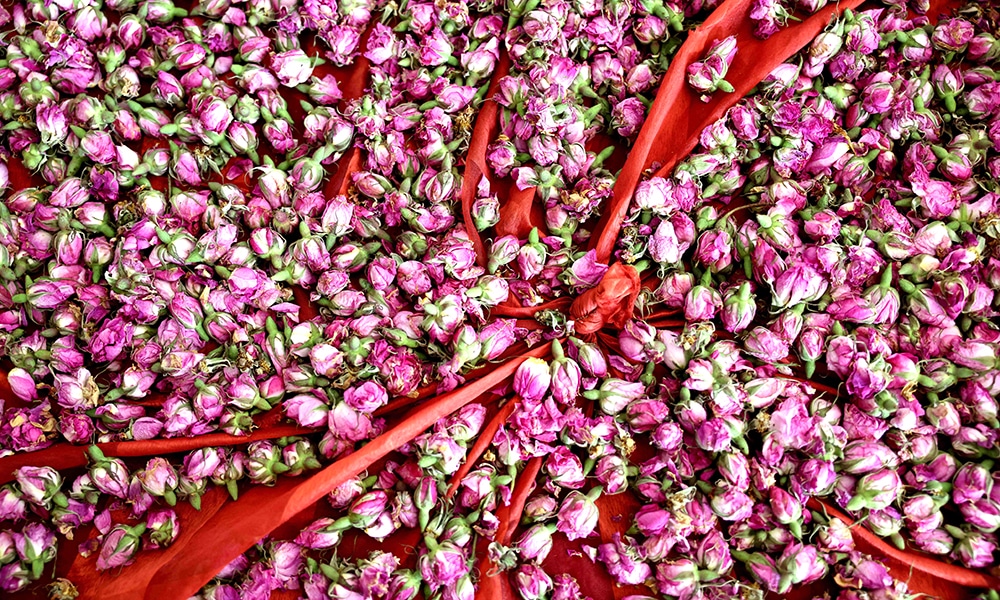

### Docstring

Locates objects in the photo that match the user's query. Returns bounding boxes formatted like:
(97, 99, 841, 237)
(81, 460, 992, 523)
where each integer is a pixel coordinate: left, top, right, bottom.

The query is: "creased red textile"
(63, 344, 550, 600)
(496, 184, 546, 240)
(588, 0, 865, 264)
(569, 263, 642, 335)
(809, 499, 1000, 595)
(0, 425, 314, 485)
(461, 51, 512, 267)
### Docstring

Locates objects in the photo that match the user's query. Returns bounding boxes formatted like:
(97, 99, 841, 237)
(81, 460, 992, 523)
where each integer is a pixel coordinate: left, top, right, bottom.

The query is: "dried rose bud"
(556, 489, 600, 541)
(96, 523, 145, 571)
(513, 357, 551, 402)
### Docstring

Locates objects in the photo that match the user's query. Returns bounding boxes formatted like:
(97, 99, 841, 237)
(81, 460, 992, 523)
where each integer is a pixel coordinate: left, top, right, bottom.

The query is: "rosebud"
(777, 543, 827, 590)
(517, 523, 556, 563)
(146, 508, 180, 548)
(721, 282, 756, 333)
(271, 49, 314, 87)
(15, 466, 63, 508)
(710, 485, 753, 521)
(137, 457, 179, 505)
(96, 523, 145, 570)
(696, 530, 733, 574)
(556, 489, 600, 541)
(847, 469, 902, 512)
(513, 357, 551, 402)
(573, 339, 608, 377)
(349, 491, 390, 529)
(514, 564, 553, 600)
(655, 559, 700, 598)
(418, 540, 466, 589)
(594, 379, 646, 415)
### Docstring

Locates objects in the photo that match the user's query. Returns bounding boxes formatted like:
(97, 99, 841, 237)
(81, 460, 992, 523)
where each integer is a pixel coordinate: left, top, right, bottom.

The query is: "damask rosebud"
(517, 523, 555, 563)
(656, 559, 700, 598)
(777, 543, 827, 590)
(137, 457, 179, 505)
(848, 469, 902, 512)
(96, 523, 145, 571)
(15, 466, 62, 508)
(556, 490, 600, 541)
(514, 358, 551, 402)
(146, 508, 180, 548)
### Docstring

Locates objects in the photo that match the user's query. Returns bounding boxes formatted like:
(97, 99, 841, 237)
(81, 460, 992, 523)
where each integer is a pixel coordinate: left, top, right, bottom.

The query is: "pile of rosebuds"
(0, 0, 998, 599)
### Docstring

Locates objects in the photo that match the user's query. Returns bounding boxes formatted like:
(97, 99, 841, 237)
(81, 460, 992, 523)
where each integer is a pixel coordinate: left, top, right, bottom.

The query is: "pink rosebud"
(566, 250, 609, 290)
(550, 356, 582, 405)
(418, 540, 466, 589)
(514, 564, 553, 600)
(343, 381, 389, 413)
(954, 531, 998, 568)
(696, 419, 732, 453)
(544, 447, 586, 491)
(694, 229, 733, 272)
(610, 97, 646, 137)
(596, 379, 646, 415)
(655, 559, 699, 598)
(397, 261, 433, 296)
(684, 285, 722, 321)
(479, 319, 517, 361)
(517, 523, 555, 563)
(15, 466, 62, 507)
(36, 103, 69, 146)
(270, 541, 303, 586)
(6, 368, 36, 401)
(14, 522, 56, 564)
(328, 403, 373, 442)
(710, 485, 753, 521)
(270, 49, 314, 87)
(847, 469, 902, 512)
(696, 530, 733, 574)
(556, 490, 600, 541)
(743, 327, 789, 363)
(721, 282, 756, 333)
(777, 543, 827, 589)
(146, 508, 180, 548)
(794, 459, 837, 496)
(137, 457, 179, 500)
(773, 264, 827, 308)
(0, 488, 27, 522)
(80, 130, 116, 164)
(514, 358, 551, 402)
(574, 340, 608, 377)
(295, 518, 345, 550)
(96, 524, 145, 570)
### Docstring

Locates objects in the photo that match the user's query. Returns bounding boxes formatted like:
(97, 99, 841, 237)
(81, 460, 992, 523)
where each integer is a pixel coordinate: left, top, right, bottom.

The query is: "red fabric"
(569, 264, 642, 335)
(0, 425, 315, 485)
(495, 185, 546, 241)
(491, 297, 573, 319)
